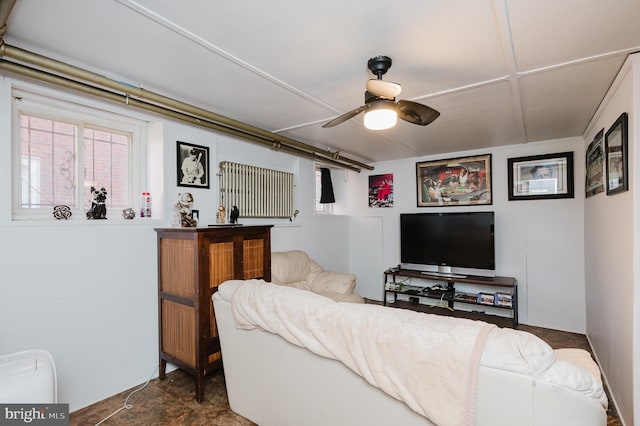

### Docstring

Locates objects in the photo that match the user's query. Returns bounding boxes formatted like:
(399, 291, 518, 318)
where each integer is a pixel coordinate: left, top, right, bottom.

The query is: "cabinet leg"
(195, 373, 205, 402)
(159, 359, 166, 380)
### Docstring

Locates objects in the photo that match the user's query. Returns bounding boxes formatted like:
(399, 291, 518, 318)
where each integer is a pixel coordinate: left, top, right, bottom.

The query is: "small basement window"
(12, 89, 145, 220)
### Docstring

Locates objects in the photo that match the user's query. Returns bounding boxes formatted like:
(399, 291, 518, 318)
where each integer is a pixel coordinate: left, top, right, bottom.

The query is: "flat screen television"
(400, 211, 495, 277)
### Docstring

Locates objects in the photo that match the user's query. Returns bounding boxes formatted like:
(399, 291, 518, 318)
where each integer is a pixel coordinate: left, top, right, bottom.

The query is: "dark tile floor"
(70, 323, 622, 426)
(70, 369, 253, 426)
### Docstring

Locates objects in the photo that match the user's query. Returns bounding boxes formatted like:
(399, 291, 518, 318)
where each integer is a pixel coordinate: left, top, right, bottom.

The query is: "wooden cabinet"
(155, 225, 272, 401)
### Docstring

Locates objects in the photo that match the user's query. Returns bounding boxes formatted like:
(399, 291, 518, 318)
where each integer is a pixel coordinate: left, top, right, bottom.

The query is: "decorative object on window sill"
(53, 205, 72, 220)
(176, 192, 198, 227)
(230, 205, 239, 224)
(86, 186, 108, 219)
(140, 192, 152, 217)
(217, 205, 226, 224)
(122, 208, 136, 220)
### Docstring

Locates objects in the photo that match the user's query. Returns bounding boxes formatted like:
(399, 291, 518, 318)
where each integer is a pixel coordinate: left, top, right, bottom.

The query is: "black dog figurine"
(87, 186, 108, 219)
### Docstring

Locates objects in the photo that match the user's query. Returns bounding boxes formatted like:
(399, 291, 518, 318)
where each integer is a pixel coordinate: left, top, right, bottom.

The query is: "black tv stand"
(384, 268, 518, 328)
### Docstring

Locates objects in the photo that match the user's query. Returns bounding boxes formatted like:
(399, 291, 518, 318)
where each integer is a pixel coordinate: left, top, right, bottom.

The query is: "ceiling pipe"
(0, 59, 362, 172)
(0, 40, 373, 171)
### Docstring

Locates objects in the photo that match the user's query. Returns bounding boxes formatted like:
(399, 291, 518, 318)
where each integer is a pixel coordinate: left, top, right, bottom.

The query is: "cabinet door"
(206, 239, 235, 364)
(243, 236, 266, 279)
(159, 236, 197, 367)
(208, 239, 236, 285)
(159, 237, 197, 299)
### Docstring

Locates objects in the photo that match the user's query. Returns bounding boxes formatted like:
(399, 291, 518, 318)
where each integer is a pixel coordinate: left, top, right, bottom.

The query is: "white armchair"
(270, 250, 364, 303)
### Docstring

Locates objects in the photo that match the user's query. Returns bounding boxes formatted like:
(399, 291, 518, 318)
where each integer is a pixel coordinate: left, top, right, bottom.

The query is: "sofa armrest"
(310, 271, 356, 295)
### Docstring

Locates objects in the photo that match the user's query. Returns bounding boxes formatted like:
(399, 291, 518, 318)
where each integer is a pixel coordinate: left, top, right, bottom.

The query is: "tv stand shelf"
(384, 269, 518, 328)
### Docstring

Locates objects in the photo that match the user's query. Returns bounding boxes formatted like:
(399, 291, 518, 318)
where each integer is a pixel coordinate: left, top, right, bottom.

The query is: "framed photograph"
(507, 152, 574, 201)
(368, 173, 393, 207)
(177, 141, 210, 188)
(191, 209, 199, 225)
(605, 112, 628, 195)
(416, 154, 492, 207)
(585, 129, 605, 198)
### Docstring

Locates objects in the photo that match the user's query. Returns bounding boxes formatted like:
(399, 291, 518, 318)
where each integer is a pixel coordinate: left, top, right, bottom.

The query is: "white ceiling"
(3, 0, 640, 165)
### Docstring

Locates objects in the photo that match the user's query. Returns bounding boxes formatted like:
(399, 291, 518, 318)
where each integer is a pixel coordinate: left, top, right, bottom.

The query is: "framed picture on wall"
(605, 112, 628, 195)
(177, 141, 210, 188)
(507, 151, 574, 201)
(585, 129, 605, 198)
(368, 174, 394, 207)
(191, 209, 199, 225)
(416, 154, 492, 207)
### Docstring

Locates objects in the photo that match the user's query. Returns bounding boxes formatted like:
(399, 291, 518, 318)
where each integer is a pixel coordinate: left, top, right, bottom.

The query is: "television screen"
(400, 212, 495, 272)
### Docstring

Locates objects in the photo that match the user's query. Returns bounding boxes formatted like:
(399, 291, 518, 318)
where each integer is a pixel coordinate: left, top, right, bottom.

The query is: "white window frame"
(11, 88, 147, 221)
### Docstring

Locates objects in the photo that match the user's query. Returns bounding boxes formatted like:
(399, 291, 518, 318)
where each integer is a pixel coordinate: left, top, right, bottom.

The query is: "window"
(12, 90, 143, 220)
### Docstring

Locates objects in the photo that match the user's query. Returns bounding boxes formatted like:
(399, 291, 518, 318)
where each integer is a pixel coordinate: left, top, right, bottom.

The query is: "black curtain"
(319, 167, 335, 204)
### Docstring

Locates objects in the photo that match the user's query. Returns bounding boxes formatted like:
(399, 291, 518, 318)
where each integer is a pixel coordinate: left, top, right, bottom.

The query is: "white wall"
(0, 77, 350, 411)
(0, 224, 159, 411)
(339, 139, 587, 333)
(348, 216, 384, 300)
(583, 54, 638, 426)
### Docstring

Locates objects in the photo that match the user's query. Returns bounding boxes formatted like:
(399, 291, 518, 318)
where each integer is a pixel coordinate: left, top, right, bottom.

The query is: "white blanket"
(228, 279, 496, 426)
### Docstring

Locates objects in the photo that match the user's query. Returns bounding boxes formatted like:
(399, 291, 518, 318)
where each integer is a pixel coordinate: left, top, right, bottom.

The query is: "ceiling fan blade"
(396, 100, 440, 126)
(322, 105, 368, 128)
(366, 79, 402, 99)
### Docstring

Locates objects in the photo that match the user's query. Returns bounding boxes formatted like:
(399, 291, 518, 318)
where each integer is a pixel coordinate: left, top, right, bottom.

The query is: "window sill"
(5, 218, 165, 227)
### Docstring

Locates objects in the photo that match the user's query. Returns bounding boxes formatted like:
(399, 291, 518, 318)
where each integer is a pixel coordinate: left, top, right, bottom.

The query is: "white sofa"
(271, 250, 364, 303)
(213, 280, 608, 426)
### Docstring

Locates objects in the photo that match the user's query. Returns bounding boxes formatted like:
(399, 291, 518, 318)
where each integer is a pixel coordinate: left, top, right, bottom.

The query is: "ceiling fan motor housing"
(365, 90, 388, 103)
(368, 55, 392, 78)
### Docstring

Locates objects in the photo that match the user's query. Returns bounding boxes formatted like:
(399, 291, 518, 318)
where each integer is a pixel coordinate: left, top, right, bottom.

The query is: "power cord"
(95, 365, 159, 426)
(430, 293, 454, 311)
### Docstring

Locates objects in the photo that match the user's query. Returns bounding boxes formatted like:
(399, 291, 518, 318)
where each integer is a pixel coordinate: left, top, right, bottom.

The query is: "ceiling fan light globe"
(364, 108, 397, 130)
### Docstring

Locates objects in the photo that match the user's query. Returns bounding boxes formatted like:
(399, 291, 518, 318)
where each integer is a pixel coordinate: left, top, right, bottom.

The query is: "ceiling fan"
(322, 55, 440, 130)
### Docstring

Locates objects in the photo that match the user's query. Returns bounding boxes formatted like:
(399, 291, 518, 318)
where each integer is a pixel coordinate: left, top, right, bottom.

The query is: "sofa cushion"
(271, 250, 312, 284)
(310, 270, 356, 295)
(270, 250, 364, 303)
